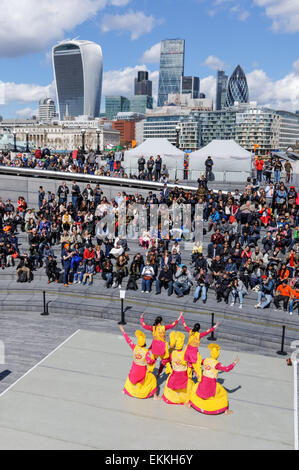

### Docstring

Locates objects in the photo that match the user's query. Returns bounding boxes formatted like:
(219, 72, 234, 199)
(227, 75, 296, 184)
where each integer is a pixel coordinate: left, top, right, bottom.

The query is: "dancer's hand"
(178, 312, 183, 320)
(234, 357, 239, 365)
(215, 322, 220, 329)
(119, 325, 125, 333)
(141, 312, 145, 318)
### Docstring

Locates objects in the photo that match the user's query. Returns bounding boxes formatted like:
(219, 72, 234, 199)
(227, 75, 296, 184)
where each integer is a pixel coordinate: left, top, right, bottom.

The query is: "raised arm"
(180, 313, 191, 333)
(140, 313, 153, 332)
(216, 357, 239, 373)
(119, 325, 135, 351)
(200, 322, 220, 339)
(165, 312, 183, 331)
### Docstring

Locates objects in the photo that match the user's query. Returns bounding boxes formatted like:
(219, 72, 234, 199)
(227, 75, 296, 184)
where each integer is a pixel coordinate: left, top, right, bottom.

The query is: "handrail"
(0, 166, 198, 193)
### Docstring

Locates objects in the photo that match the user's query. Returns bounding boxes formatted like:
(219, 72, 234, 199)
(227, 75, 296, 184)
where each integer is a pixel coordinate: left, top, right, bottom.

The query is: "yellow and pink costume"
(122, 329, 157, 399)
(189, 344, 236, 415)
(162, 332, 199, 405)
(181, 314, 216, 367)
(140, 317, 180, 367)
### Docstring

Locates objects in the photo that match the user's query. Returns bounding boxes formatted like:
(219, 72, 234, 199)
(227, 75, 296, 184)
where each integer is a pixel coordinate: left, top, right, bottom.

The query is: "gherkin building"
(225, 65, 249, 107)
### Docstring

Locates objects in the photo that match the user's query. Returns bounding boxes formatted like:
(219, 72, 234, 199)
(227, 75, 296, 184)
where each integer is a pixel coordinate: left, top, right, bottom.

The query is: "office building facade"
(134, 71, 152, 96)
(130, 95, 153, 114)
(52, 40, 103, 120)
(181, 76, 200, 99)
(216, 70, 228, 111)
(38, 98, 56, 123)
(105, 96, 130, 120)
(158, 39, 185, 107)
(276, 110, 299, 150)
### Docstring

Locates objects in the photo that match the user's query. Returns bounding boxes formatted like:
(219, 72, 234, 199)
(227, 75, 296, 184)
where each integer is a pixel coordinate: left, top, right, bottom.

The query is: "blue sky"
(0, 0, 299, 117)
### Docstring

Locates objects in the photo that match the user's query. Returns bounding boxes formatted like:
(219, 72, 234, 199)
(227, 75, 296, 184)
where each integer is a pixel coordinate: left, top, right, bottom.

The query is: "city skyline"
(0, 0, 299, 118)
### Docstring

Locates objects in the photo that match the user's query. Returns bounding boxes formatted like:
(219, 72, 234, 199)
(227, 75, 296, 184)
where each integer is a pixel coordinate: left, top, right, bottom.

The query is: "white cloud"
(0, 81, 56, 105)
(254, 0, 299, 33)
(101, 10, 161, 40)
(203, 55, 225, 70)
(200, 75, 217, 101)
(16, 107, 39, 118)
(247, 65, 299, 111)
(141, 42, 161, 63)
(102, 65, 158, 97)
(109, 0, 131, 5)
(0, 0, 107, 57)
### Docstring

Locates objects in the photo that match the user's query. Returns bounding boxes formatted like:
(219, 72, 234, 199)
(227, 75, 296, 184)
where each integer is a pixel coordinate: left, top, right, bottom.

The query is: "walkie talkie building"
(52, 40, 103, 120)
(225, 65, 249, 107)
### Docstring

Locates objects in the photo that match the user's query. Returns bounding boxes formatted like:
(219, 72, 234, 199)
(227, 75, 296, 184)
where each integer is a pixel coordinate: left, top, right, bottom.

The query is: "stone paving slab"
(0, 329, 294, 450)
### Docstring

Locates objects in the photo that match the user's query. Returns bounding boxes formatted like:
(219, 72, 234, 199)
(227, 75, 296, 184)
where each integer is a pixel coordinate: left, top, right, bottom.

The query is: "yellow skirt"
(189, 382, 229, 415)
(123, 372, 157, 399)
(162, 376, 194, 405)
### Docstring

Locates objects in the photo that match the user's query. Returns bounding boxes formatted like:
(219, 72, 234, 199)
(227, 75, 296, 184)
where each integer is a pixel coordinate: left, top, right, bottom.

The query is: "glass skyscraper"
(134, 71, 152, 97)
(225, 65, 249, 107)
(52, 40, 103, 120)
(216, 70, 228, 111)
(105, 96, 130, 120)
(181, 76, 200, 99)
(158, 39, 185, 107)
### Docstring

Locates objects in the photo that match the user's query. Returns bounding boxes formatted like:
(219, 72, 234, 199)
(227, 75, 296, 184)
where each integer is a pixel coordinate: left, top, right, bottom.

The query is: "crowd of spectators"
(0, 149, 171, 183)
(0, 160, 298, 314)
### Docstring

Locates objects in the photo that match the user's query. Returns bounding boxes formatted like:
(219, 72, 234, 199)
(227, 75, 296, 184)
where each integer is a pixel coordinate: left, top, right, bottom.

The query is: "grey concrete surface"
(0, 329, 294, 450)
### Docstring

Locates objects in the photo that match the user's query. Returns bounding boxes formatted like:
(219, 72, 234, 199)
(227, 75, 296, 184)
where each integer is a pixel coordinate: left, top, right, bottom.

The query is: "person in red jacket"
(255, 156, 264, 183)
(83, 246, 95, 266)
(35, 147, 42, 159)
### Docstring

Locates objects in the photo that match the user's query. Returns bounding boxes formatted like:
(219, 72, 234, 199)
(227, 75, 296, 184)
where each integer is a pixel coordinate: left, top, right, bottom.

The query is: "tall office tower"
(38, 98, 56, 122)
(181, 76, 200, 99)
(105, 96, 130, 120)
(134, 71, 152, 96)
(216, 70, 228, 110)
(225, 65, 249, 107)
(52, 39, 103, 120)
(158, 39, 185, 107)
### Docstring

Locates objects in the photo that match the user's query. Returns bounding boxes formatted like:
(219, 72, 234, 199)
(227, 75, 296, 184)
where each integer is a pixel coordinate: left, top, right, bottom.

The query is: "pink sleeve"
(200, 326, 216, 338)
(181, 314, 191, 333)
(165, 318, 180, 331)
(216, 362, 235, 373)
(141, 317, 153, 332)
(146, 351, 155, 365)
(122, 331, 135, 351)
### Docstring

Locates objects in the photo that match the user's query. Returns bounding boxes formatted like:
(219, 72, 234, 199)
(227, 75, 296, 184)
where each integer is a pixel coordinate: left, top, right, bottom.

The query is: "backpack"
(19, 271, 28, 283)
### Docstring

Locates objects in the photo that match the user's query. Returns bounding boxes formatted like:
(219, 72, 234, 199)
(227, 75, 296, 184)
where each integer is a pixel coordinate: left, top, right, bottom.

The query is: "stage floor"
(0, 329, 294, 450)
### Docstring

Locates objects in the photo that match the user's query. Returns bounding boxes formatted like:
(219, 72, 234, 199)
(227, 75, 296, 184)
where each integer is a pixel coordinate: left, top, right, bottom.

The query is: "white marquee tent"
(124, 138, 185, 176)
(189, 140, 253, 174)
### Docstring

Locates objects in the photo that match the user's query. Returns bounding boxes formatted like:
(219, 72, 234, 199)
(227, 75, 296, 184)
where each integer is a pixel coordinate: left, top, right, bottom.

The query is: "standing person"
(255, 156, 264, 183)
(155, 155, 162, 181)
(189, 344, 239, 415)
(38, 186, 45, 209)
(284, 160, 293, 184)
(62, 243, 73, 287)
(273, 157, 282, 184)
(119, 326, 158, 400)
(138, 155, 146, 174)
(71, 180, 81, 210)
(162, 332, 196, 406)
(180, 314, 219, 369)
(205, 156, 214, 181)
(57, 182, 69, 205)
(140, 312, 182, 375)
(147, 156, 155, 180)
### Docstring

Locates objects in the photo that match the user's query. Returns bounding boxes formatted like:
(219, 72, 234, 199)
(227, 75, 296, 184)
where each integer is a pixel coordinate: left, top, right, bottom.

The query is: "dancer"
(162, 332, 199, 405)
(140, 312, 182, 375)
(119, 325, 159, 400)
(181, 314, 219, 368)
(189, 343, 239, 415)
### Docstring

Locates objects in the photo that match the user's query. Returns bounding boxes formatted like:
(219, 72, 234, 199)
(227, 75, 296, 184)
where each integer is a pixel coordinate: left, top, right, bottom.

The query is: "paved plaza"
(0, 328, 295, 450)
